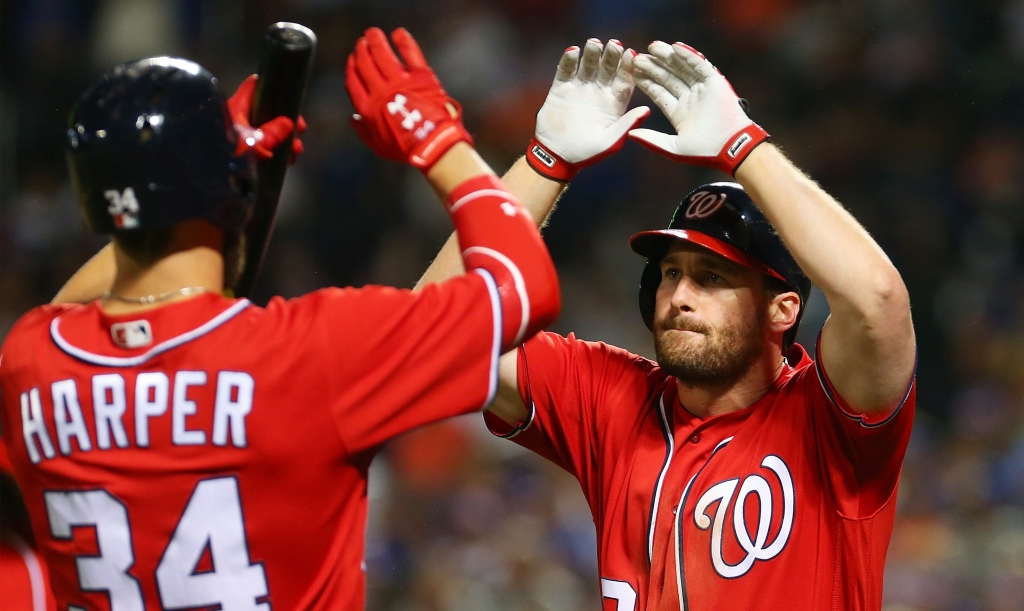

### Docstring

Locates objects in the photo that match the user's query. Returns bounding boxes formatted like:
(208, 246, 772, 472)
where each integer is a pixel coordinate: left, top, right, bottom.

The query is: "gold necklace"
(102, 286, 207, 305)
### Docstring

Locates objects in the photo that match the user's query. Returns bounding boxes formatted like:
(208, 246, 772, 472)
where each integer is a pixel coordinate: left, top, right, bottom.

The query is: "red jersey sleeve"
(805, 340, 917, 519)
(484, 332, 655, 488)
(278, 274, 501, 454)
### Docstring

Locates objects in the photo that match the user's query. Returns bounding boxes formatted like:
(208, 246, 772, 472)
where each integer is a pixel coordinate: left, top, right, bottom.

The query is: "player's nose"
(666, 276, 699, 313)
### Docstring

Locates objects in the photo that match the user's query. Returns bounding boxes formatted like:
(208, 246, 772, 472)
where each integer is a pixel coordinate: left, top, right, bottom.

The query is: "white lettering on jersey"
(172, 371, 207, 446)
(21, 388, 55, 464)
(693, 455, 794, 578)
(53, 379, 92, 455)
(135, 372, 169, 447)
(16, 371, 255, 464)
(212, 371, 254, 448)
(104, 188, 140, 229)
(92, 374, 130, 450)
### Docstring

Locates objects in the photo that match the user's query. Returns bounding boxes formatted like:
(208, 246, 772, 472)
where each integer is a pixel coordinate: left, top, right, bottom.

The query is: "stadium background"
(2, 0, 1024, 609)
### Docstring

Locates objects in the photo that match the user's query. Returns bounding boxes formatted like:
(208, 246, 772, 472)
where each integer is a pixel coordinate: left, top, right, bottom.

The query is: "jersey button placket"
(689, 432, 701, 444)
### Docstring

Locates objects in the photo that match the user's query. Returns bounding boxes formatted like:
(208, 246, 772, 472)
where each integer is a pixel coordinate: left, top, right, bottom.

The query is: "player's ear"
(768, 291, 800, 335)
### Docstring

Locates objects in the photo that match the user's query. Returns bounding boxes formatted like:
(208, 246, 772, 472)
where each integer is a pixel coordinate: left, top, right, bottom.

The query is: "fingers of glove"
(577, 38, 603, 83)
(611, 49, 637, 102)
(290, 137, 304, 163)
(553, 46, 580, 82)
(228, 75, 258, 124)
(365, 27, 406, 80)
(391, 27, 430, 71)
(672, 42, 717, 81)
(354, 37, 386, 91)
(296, 115, 307, 133)
(256, 116, 296, 151)
(632, 73, 678, 118)
(648, 41, 698, 87)
(628, 128, 679, 155)
(345, 54, 369, 110)
(632, 54, 689, 99)
(596, 39, 623, 85)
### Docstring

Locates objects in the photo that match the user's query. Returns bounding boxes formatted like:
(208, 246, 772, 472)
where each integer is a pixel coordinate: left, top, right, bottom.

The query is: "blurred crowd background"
(2, 0, 1024, 609)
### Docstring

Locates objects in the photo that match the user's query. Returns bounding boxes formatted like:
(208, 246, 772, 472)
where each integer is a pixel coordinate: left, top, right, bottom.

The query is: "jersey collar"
(50, 293, 250, 367)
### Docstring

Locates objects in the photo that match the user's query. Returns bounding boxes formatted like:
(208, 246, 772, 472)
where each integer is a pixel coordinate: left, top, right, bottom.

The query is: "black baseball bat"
(234, 22, 317, 298)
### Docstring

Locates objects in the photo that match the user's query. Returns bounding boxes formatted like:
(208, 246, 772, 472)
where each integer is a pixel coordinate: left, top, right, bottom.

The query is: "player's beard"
(654, 306, 767, 387)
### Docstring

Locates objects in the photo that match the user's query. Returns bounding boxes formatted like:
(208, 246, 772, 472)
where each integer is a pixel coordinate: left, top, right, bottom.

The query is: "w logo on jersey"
(693, 455, 794, 578)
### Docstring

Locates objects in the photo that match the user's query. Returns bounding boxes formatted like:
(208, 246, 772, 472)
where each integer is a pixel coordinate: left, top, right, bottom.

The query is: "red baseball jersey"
(1, 280, 501, 611)
(485, 332, 915, 611)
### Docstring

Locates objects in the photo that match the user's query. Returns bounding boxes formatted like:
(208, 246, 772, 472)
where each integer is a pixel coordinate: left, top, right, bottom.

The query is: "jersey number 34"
(44, 476, 269, 610)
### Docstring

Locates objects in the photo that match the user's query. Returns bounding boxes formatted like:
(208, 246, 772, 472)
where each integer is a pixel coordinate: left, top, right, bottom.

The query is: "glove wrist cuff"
(717, 124, 770, 175)
(410, 121, 475, 172)
(525, 139, 578, 182)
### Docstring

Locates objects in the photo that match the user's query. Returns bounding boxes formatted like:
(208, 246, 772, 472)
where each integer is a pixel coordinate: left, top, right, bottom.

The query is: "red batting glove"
(345, 27, 472, 171)
(228, 75, 306, 162)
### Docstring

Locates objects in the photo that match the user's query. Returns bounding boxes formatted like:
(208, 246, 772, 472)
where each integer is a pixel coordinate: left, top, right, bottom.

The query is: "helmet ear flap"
(638, 260, 661, 332)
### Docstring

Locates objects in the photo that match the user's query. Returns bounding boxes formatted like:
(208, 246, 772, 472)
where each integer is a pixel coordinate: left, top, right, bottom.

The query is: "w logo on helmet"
(104, 188, 140, 229)
(684, 191, 727, 220)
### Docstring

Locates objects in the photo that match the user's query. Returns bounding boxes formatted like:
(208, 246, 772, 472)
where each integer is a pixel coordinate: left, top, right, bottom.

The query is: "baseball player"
(0, 28, 559, 610)
(417, 39, 917, 610)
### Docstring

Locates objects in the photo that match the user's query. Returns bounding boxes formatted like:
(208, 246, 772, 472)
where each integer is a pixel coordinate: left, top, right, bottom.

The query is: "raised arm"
(347, 27, 561, 353)
(413, 38, 649, 423)
(630, 41, 915, 414)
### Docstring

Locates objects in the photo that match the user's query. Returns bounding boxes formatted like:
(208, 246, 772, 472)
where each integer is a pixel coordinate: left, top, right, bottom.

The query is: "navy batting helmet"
(629, 182, 811, 347)
(66, 57, 255, 233)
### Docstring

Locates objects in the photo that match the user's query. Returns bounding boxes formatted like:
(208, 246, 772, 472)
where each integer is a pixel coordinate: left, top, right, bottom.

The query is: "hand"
(629, 41, 768, 175)
(227, 75, 306, 162)
(346, 27, 472, 171)
(528, 38, 650, 182)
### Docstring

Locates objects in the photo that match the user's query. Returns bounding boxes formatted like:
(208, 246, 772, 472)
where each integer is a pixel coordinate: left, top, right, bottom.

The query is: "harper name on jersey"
(20, 369, 255, 463)
(1, 280, 503, 611)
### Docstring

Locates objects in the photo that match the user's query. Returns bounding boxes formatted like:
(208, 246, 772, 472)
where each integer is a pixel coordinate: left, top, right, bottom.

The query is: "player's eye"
(701, 272, 724, 286)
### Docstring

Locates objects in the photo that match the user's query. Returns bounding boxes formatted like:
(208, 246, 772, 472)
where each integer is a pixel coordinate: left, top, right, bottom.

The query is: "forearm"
(735, 145, 909, 323)
(736, 144, 914, 410)
(415, 156, 565, 290)
(52, 243, 116, 304)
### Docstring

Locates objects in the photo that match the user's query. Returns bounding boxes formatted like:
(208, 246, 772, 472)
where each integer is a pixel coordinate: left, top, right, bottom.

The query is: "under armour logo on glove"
(345, 27, 472, 171)
(387, 94, 422, 130)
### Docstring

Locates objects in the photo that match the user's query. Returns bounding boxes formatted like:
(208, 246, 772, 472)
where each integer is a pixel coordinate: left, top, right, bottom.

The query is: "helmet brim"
(629, 228, 787, 284)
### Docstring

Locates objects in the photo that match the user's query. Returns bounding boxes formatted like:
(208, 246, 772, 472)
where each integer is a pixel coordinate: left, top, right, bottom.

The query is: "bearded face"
(652, 242, 772, 387)
(654, 303, 767, 386)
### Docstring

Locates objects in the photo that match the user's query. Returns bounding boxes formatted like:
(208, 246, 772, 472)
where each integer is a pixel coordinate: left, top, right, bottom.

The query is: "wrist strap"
(444, 174, 508, 212)
(525, 138, 577, 182)
(718, 124, 770, 175)
(410, 121, 475, 172)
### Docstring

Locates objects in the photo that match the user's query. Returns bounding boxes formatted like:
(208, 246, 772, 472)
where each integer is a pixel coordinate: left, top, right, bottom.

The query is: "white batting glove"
(629, 41, 769, 175)
(526, 38, 651, 182)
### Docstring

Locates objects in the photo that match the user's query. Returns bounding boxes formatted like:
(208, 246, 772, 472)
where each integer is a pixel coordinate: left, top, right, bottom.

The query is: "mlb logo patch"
(111, 320, 153, 349)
